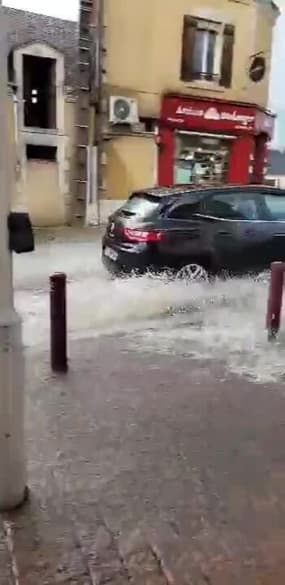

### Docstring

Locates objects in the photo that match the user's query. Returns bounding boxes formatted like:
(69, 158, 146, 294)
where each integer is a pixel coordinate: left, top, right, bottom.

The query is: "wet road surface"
(14, 236, 285, 383)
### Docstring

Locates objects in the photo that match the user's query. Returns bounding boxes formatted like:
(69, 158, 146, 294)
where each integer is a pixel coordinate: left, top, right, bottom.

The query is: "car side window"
(202, 192, 259, 220)
(168, 201, 201, 220)
(261, 193, 285, 221)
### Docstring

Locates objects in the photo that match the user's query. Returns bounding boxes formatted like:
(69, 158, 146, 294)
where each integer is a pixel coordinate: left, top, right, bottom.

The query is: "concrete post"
(0, 3, 27, 510)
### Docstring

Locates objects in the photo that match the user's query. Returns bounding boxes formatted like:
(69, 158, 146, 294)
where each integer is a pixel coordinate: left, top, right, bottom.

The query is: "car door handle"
(180, 229, 200, 240)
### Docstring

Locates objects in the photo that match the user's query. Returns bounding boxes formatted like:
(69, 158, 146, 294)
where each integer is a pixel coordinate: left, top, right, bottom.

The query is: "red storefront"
(158, 95, 275, 187)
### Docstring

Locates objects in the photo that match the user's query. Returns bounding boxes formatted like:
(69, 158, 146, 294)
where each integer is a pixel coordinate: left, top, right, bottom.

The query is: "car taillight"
(122, 228, 164, 243)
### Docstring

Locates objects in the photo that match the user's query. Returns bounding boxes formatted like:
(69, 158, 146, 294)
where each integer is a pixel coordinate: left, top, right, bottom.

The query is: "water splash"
(13, 240, 285, 383)
(14, 241, 200, 346)
(127, 276, 285, 383)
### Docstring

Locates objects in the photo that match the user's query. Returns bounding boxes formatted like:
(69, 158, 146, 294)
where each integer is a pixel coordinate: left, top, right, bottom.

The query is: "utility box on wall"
(8, 212, 34, 253)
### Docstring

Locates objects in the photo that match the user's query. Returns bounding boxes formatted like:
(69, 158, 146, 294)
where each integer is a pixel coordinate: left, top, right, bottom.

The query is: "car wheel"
(176, 263, 209, 283)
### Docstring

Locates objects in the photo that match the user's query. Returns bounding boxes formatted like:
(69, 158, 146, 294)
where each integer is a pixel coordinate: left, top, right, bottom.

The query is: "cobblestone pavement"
(1, 335, 285, 583)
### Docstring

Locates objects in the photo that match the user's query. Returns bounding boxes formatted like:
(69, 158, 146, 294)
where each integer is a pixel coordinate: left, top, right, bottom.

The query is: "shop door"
(174, 132, 231, 185)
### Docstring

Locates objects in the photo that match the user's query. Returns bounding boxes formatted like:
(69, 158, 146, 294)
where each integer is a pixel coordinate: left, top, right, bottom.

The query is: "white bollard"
(0, 3, 27, 511)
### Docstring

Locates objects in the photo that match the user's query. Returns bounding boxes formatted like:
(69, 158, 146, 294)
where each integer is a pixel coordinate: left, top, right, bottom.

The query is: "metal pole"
(92, 0, 104, 225)
(0, 3, 27, 510)
(266, 261, 284, 341)
(50, 273, 68, 373)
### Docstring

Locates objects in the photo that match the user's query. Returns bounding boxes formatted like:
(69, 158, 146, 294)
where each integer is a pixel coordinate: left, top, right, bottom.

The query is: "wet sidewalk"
(1, 335, 285, 584)
(34, 225, 104, 245)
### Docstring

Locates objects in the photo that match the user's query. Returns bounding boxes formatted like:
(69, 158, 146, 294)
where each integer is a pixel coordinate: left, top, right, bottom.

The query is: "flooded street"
(7, 236, 285, 584)
(13, 236, 285, 382)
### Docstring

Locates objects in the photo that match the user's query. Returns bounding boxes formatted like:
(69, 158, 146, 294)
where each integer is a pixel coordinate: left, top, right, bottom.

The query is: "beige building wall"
(9, 42, 77, 227)
(86, 0, 278, 223)
(106, 135, 157, 200)
(23, 161, 64, 226)
(87, 135, 157, 223)
(105, 0, 277, 116)
(14, 97, 76, 227)
(93, 0, 278, 221)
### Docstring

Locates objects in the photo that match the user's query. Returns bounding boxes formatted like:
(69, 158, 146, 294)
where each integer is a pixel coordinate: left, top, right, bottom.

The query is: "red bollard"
(50, 273, 68, 372)
(266, 262, 284, 341)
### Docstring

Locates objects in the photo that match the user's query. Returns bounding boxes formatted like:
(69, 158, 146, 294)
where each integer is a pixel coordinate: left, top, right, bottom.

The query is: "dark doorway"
(26, 145, 57, 161)
(23, 55, 56, 129)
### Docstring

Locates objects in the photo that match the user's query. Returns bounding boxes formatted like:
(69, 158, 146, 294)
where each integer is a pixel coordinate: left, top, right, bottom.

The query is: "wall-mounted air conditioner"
(109, 96, 139, 125)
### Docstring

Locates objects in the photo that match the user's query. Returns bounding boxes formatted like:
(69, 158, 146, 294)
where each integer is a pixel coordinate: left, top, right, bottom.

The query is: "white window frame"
(197, 30, 215, 75)
(194, 20, 224, 82)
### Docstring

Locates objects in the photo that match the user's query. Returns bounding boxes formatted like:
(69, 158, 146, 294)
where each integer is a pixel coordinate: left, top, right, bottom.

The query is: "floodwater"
(14, 239, 285, 383)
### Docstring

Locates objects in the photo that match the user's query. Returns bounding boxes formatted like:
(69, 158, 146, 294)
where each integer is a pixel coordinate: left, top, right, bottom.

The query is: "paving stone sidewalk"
(1, 335, 285, 584)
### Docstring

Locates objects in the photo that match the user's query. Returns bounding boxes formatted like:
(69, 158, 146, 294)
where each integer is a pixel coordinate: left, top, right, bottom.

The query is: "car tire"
(176, 263, 209, 283)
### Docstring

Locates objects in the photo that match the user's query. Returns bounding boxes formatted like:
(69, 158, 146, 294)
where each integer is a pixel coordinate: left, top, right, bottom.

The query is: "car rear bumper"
(102, 239, 152, 275)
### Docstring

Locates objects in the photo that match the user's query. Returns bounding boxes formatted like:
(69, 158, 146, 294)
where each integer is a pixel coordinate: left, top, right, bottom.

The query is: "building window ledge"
(21, 127, 59, 135)
(20, 130, 63, 148)
(183, 81, 225, 94)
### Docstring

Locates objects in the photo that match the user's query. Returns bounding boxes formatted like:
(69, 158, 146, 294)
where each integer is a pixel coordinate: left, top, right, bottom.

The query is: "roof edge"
(2, 5, 77, 25)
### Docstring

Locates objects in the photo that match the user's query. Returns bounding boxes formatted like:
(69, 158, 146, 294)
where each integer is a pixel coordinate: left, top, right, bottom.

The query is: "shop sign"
(249, 56, 266, 83)
(161, 97, 258, 133)
(176, 105, 255, 127)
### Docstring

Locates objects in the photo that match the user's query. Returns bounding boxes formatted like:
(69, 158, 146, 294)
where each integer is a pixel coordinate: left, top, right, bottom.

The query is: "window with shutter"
(181, 16, 197, 81)
(220, 25, 235, 88)
(180, 17, 235, 87)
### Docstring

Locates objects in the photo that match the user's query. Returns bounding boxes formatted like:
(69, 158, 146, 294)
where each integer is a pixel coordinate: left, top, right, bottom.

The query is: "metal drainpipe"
(12, 91, 22, 205)
(93, 0, 104, 225)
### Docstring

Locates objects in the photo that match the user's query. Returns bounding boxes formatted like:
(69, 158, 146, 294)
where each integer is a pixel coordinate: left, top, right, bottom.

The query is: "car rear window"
(120, 194, 160, 218)
(262, 194, 285, 221)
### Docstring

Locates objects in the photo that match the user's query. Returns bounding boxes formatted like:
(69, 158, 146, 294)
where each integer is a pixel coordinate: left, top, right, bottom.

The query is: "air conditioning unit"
(109, 96, 139, 125)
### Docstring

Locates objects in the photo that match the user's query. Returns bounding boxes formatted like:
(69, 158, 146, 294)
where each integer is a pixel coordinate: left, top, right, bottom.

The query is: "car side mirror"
(8, 212, 35, 254)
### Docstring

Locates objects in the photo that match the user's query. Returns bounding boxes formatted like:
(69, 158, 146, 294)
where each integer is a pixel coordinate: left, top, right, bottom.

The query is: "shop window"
(203, 192, 259, 220)
(174, 133, 230, 185)
(23, 55, 56, 129)
(181, 16, 235, 87)
(26, 145, 57, 161)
